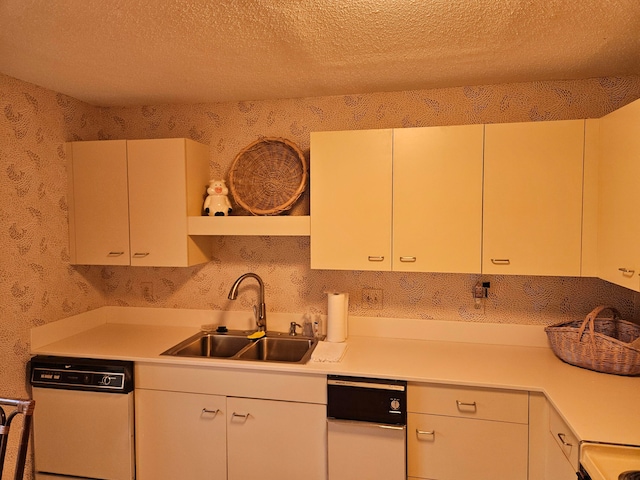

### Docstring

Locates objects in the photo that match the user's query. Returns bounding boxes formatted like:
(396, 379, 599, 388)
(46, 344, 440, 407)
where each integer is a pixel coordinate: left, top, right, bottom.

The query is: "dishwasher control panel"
(327, 375, 407, 425)
(30, 356, 133, 393)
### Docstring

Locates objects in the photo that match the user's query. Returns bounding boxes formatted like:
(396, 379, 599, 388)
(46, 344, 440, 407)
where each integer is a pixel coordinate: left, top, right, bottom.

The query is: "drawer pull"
(368, 256, 385, 262)
(557, 432, 573, 447)
(399, 256, 416, 263)
(491, 259, 510, 265)
(416, 429, 435, 439)
(618, 267, 635, 276)
(231, 412, 251, 421)
(107, 251, 125, 257)
(201, 408, 220, 417)
(329, 419, 404, 431)
(132, 252, 150, 258)
(456, 400, 477, 411)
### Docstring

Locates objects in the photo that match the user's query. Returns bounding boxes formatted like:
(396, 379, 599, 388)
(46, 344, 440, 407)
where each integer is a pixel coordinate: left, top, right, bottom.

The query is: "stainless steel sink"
(162, 331, 254, 358)
(235, 337, 316, 363)
(162, 331, 319, 364)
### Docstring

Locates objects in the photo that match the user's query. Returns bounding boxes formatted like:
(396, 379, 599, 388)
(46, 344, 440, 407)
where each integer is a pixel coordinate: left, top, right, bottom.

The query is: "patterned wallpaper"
(2, 73, 640, 421)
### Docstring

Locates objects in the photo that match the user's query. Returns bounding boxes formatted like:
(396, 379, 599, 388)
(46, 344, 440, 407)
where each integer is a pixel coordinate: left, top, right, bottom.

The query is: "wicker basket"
(545, 306, 640, 376)
(228, 138, 307, 216)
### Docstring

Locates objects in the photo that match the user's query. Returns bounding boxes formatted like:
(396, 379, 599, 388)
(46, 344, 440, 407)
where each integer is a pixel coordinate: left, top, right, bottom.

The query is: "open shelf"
(188, 215, 310, 236)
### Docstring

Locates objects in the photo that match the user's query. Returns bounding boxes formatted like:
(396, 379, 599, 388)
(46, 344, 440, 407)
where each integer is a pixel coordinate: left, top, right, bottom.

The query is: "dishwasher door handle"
(327, 418, 406, 431)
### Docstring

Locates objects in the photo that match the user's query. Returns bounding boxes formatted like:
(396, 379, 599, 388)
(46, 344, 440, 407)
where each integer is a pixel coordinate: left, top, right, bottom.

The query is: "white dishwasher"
(327, 375, 407, 480)
(30, 356, 135, 480)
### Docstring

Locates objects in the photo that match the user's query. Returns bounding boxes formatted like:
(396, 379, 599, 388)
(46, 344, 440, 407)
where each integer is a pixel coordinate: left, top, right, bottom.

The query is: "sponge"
(247, 331, 266, 340)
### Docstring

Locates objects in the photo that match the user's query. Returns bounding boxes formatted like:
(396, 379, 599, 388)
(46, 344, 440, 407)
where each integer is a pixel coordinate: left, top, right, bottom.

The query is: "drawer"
(135, 363, 326, 404)
(407, 412, 529, 480)
(408, 383, 529, 424)
(549, 405, 579, 469)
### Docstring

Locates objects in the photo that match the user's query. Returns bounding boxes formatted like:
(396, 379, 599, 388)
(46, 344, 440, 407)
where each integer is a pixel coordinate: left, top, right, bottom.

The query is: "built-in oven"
(29, 356, 135, 480)
(327, 375, 407, 480)
(579, 442, 640, 480)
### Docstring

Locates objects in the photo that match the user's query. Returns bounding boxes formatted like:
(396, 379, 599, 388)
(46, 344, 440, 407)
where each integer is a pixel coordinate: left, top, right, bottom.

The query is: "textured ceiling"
(1, 0, 639, 106)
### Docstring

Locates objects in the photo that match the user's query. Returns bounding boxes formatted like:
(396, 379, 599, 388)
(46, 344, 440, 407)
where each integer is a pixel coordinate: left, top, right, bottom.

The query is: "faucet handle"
(289, 322, 302, 336)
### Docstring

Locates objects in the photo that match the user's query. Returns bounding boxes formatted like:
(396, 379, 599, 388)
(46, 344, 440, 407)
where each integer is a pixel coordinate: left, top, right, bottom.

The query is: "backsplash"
(2, 72, 640, 404)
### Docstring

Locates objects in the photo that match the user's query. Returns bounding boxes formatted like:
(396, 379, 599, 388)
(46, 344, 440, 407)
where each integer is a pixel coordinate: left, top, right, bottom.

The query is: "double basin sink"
(162, 330, 319, 364)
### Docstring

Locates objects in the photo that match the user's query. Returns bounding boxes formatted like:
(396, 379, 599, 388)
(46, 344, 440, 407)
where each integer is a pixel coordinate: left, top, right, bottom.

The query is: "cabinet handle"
(201, 408, 220, 417)
(491, 259, 510, 265)
(618, 267, 635, 277)
(456, 400, 477, 411)
(329, 419, 404, 431)
(107, 251, 125, 257)
(368, 256, 385, 262)
(231, 412, 251, 420)
(399, 256, 416, 263)
(416, 429, 435, 439)
(132, 252, 150, 258)
(557, 432, 573, 447)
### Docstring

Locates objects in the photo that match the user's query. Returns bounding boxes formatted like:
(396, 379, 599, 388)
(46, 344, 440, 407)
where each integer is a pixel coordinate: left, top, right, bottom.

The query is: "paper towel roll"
(326, 292, 349, 343)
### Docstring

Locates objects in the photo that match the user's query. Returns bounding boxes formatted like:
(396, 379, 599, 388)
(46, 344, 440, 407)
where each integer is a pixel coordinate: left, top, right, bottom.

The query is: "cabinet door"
(68, 140, 130, 265)
(227, 397, 326, 480)
(328, 419, 405, 480)
(311, 129, 393, 270)
(134, 389, 226, 480)
(127, 138, 210, 267)
(483, 120, 585, 276)
(393, 125, 484, 273)
(545, 431, 579, 480)
(598, 99, 640, 291)
(408, 412, 528, 480)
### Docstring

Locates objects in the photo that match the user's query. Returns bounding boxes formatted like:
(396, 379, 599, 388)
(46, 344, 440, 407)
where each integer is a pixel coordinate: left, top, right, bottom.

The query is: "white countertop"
(30, 306, 640, 447)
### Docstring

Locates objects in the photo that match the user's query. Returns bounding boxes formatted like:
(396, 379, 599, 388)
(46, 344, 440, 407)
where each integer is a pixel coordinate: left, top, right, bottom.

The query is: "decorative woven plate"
(228, 137, 307, 215)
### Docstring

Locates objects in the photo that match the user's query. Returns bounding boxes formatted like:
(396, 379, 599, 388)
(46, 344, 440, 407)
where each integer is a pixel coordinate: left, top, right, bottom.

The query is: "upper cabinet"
(311, 129, 393, 271)
(310, 126, 484, 273)
(393, 125, 483, 273)
(483, 120, 586, 276)
(311, 120, 592, 276)
(68, 138, 211, 267)
(597, 98, 640, 291)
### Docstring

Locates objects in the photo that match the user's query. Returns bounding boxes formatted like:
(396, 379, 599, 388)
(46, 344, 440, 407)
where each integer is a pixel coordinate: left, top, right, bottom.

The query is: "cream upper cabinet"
(67, 140, 130, 265)
(483, 120, 585, 276)
(311, 129, 393, 271)
(393, 125, 483, 273)
(68, 138, 211, 267)
(311, 126, 483, 273)
(126, 139, 210, 267)
(597, 98, 640, 291)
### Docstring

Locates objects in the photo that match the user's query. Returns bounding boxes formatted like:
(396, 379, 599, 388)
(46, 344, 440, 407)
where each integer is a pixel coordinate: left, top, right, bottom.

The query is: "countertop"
(30, 306, 640, 447)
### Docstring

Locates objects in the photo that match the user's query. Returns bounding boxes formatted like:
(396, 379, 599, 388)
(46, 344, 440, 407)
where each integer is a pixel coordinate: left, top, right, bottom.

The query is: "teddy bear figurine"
(203, 179, 233, 216)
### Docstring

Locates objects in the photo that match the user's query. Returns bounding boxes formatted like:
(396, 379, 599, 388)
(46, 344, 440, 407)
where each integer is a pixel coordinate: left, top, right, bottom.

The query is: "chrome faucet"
(228, 273, 267, 332)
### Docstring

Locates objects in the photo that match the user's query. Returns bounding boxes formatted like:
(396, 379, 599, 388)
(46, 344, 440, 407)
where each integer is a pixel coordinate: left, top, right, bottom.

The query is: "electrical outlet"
(362, 288, 383, 310)
(141, 282, 153, 299)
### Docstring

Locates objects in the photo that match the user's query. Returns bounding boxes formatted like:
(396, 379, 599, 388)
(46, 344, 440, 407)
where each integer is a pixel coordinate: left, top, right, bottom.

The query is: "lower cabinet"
(134, 364, 327, 480)
(407, 383, 529, 480)
(135, 367, 580, 480)
(135, 389, 227, 480)
(546, 400, 579, 479)
(227, 397, 326, 480)
(528, 392, 578, 480)
(544, 431, 579, 480)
